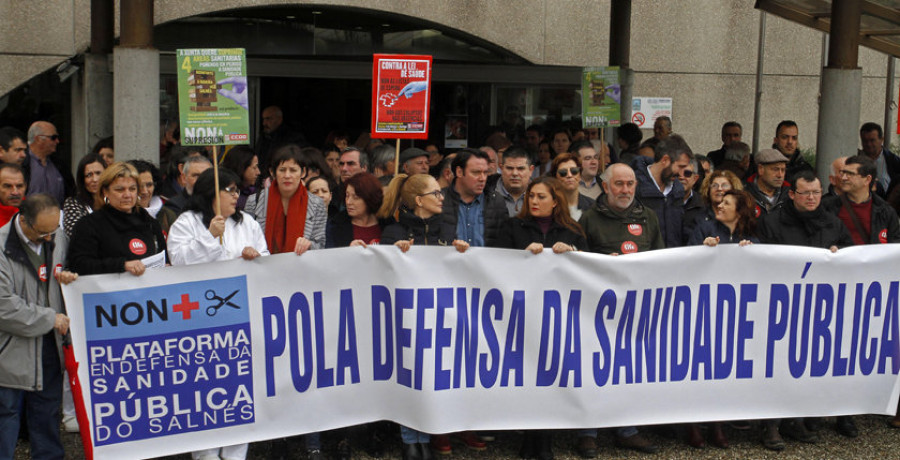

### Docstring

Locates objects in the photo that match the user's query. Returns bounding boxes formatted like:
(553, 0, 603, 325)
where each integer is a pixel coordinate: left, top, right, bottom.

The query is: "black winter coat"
(681, 191, 706, 245)
(496, 217, 587, 251)
(632, 155, 685, 248)
(757, 204, 853, 249)
(381, 208, 456, 246)
(325, 211, 389, 248)
(687, 218, 759, 245)
(68, 206, 168, 275)
(821, 193, 900, 244)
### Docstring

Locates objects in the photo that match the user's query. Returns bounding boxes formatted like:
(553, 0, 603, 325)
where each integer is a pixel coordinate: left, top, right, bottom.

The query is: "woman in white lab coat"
(167, 167, 268, 460)
(168, 168, 269, 266)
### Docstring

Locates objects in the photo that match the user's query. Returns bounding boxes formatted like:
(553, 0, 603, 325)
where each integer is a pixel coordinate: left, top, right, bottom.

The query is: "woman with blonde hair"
(68, 162, 167, 275)
(378, 173, 468, 460)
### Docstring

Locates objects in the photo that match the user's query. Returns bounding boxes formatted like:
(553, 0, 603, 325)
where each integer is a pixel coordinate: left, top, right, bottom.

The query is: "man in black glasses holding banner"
(25, 121, 73, 205)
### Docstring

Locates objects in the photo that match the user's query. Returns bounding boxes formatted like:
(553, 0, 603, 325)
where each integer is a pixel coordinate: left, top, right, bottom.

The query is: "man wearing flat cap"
(745, 148, 791, 218)
(400, 148, 431, 175)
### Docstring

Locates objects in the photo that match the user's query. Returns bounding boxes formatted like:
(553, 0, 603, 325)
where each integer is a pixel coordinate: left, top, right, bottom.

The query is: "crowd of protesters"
(2, 108, 900, 460)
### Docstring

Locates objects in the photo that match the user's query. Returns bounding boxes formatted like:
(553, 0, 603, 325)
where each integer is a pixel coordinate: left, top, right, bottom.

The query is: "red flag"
(63, 342, 93, 460)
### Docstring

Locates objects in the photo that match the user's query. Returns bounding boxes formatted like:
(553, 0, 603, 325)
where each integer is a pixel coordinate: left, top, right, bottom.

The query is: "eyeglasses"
(39, 134, 60, 141)
(418, 190, 443, 199)
(223, 185, 240, 196)
(28, 221, 58, 239)
(794, 190, 822, 197)
(710, 183, 731, 190)
(557, 167, 580, 177)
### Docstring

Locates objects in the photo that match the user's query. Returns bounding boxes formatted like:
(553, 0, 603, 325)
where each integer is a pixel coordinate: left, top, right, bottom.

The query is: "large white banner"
(63, 244, 900, 459)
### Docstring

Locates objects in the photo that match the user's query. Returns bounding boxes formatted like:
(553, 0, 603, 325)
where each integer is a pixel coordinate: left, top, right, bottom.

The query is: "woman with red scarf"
(253, 144, 327, 254)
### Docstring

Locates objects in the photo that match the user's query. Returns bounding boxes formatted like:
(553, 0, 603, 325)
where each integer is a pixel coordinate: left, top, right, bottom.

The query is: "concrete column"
(609, 0, 632, 125)
(114, 0, 157, 164)
(815, 0, 862, 183)
(816, 69, 862, 181)
(73, 54, 114, 157)
(114, 48, 159, 164)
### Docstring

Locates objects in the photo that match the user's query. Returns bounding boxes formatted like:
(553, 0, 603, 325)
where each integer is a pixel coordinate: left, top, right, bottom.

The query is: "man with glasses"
(25, 121, 73, 205)
(824, 155, 900, 246)
(633, 134, 693, 248)
(0, 194, 77, 460)
(816, 155, 900, 438)
(745, 149, 791, 218)
(679, 158, 705, 244)
(756, 170, 852, 450)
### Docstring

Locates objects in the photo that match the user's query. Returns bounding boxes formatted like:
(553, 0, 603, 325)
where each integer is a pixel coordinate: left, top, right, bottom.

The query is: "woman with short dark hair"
(253, 144, 327, 254)
(326, 172, 385, 248)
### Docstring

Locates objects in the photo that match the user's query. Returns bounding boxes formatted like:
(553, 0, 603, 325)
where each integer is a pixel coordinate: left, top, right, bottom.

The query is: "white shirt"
(14, 216, 42, 255)
(168, 211, 269, 265)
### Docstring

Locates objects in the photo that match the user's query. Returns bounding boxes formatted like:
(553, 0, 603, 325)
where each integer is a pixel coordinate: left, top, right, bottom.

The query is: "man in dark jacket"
(772, 120, 813, 182)
(680, 157, 705, 244)
(756, 171, 853, 449)
(632, 134, 692, 248)
(441, 148, 508, 247)
(746, 149, 791, 218)
(575, 163, 661, 455)
(858, 122, 900, 198)
(758, 170, 852, 251)
(707, 121, 742, 167)
(255, 106, 307, 177)
(823, 155, 900, 246)
(816, 154, 899, 439)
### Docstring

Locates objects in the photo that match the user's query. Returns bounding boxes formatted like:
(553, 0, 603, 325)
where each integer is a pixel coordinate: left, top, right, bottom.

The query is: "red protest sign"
(371, 54, 432, 139)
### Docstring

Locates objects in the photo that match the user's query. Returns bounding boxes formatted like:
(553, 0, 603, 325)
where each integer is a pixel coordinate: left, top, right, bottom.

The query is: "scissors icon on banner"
(206, 289, 240, 317)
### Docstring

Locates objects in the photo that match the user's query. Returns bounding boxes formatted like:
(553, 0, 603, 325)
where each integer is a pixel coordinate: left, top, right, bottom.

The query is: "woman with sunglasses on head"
(548, 153, 593, 221)
(378, 173, 467, 460)
(166, 168, 265, 460)
(68, 162, 168, 276)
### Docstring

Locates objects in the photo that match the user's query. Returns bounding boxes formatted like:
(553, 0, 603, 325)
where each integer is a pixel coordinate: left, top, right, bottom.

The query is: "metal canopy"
(756, 0, 900, 58)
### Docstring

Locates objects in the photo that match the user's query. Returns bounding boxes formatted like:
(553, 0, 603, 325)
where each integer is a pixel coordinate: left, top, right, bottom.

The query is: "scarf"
(0, 204, 18, 227)
(265, 183, 308, 254)
(237, 185, 256, 211)
(786, 202, 828, 236)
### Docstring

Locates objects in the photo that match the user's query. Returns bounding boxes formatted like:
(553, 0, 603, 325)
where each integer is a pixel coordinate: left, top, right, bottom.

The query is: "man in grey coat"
(0, 194, 77, 459)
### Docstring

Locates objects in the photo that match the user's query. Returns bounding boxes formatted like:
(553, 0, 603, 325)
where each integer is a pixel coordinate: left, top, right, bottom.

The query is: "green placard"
(176, 48, 250, 146)
(581, 66, 621, 128)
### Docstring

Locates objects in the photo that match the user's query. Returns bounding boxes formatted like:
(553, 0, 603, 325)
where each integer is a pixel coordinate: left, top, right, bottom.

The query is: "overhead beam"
(756, 0, 900, 58)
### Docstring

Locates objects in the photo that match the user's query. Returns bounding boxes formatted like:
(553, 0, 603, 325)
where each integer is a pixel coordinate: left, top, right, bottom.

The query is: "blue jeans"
(0, 334, 64, 460)
(400, 425, 429, 444)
